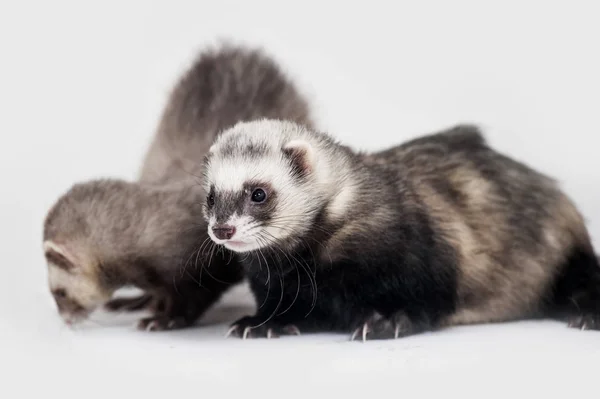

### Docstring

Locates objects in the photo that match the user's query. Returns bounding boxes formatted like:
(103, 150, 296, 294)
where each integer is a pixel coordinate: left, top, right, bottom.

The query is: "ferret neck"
(96, 259, 129, 292)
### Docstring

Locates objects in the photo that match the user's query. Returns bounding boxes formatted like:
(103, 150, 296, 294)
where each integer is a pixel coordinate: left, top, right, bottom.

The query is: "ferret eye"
(53, 289, 67, 298)
(251, 188, 267, 203)
(207, 193, 215, 207)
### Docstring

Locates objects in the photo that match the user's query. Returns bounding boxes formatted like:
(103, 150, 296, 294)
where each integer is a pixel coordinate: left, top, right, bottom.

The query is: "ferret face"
(203, 121, 321, 253)
(44, 241, 111, 325)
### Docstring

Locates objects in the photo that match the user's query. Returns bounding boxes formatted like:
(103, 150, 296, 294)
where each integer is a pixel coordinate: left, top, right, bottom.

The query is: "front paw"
(567, 314, 600, 330)
(225, 316, 301, 339)
(137, 316, 189, 332)
(350, 311, 417, 342)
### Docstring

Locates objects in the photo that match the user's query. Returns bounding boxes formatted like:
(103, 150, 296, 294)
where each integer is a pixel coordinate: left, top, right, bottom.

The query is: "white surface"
(2, 0, 600, 397)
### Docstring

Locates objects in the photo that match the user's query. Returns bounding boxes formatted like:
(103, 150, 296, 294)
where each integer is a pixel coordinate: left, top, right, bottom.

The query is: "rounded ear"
(43, 241, 77, 271)
(282, 140, 314, 178)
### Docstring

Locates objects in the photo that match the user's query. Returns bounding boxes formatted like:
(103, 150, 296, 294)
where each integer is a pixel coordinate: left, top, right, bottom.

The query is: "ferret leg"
(104, 292, 191, 331)
(136, 279, 239, 332)
(134, 295, 194, 332)
(134, 294, 192, 331)
(549, 249, 600, 331)
(105, 293, 154, 312)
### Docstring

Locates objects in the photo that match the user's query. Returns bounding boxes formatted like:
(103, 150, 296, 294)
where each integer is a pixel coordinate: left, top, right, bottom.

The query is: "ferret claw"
(242, 326, 252, 340)
(137, 316, 187, 331)
(567, 314, 599, 331)
(351, 311, 417, 341)
(226, 320, 300, 339)
(350, 323, 369, 342)
(225, 325, 239, 338)
(146, 320, 158, 332)
(568, 316, 582, 328)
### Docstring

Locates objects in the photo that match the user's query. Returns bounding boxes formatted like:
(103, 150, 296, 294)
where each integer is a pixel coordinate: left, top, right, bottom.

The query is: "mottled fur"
(43, 44, 314, 330)
(140, 44, 314, 185)
(203, 120, 600, 340)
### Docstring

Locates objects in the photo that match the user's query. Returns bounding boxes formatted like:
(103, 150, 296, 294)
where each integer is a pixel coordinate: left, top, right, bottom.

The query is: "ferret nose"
(212, 225, 236, 240)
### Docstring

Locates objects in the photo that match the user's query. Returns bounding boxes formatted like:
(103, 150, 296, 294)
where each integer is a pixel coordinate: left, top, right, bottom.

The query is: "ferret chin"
(203, 119, 600, 341)
(42, 43, 315, 331)
(208, 231, 259, 253)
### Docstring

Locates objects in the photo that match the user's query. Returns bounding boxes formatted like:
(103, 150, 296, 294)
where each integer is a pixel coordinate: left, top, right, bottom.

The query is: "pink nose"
(212, 225, 236, 240)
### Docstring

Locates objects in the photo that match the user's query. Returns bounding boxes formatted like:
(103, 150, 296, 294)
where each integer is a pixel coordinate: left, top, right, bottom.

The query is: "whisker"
(260, 230, 318, 317)
(226, 249, 235, 265)
(256, 244, 272, 310)
(267, 223, 333, 258)
(258, 233, 300, 317)
(252, 236, 284, 328)
(278, 223, 333, 237)
(180, 236, 210, 278)
(236, 220, 321, 318)
(198, 236, 213, 256)
(194, 247, 240, 286)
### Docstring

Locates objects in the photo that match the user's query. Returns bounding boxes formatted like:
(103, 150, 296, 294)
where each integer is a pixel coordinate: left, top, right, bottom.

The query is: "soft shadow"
(81, 301, 255, 334)
(199, 303, 256, 326)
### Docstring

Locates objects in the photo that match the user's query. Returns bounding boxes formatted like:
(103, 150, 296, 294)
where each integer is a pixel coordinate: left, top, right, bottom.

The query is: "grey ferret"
(202, 119, 599, 340)
(42, 44, 315, 331)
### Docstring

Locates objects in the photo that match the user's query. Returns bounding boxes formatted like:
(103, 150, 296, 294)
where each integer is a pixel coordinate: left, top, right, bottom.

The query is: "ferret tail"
(139, 41, 315, 184)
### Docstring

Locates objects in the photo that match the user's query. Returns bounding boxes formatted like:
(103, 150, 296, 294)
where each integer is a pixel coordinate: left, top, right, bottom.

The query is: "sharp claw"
(225, 325, 239, 338)
(242, 326, 252, 340)
(146, 320, 157, 332)
(581, 323, 587, 331)
(267, 328, 273, 339)
(168, 320, 176, 329)
(362, 323, 368, 342)
(350, 327, 360, 341)
(394, 324, 400, 339)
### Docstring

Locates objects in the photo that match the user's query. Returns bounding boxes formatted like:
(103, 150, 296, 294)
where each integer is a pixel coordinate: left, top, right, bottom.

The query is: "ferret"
(42, 44, 315, 330)
(202, 120, 600, 340)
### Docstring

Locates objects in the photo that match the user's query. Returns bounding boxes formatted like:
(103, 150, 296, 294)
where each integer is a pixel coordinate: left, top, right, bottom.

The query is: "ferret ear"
(43, 241, 77, 272)
(282, 140, 314, 178)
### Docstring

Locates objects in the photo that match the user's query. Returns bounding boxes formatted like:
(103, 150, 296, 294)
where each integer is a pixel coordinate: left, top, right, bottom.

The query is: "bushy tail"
(139, 42, 315, 184)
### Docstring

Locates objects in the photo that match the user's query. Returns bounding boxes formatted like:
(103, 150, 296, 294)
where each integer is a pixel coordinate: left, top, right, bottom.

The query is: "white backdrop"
(1, 0, 599, 397)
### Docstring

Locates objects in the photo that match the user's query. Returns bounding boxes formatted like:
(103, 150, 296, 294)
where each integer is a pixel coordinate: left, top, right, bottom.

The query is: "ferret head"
(203, 119, 344, 253)
(42, 180, 133, 325)
(42, 241, 111, 325)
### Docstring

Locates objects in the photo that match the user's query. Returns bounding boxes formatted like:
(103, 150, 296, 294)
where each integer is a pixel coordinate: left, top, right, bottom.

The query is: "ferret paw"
(225, 316, 301, 339)
(105, 294, 153, 312)
(137, 316, 188, 332)
(567, 314, 600, 330)
(350, 311, 415, 342)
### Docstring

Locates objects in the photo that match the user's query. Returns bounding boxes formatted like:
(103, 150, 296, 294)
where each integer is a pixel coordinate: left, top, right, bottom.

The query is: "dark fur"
(207, 122, 599, 339)
(43, 44, 315, 330)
